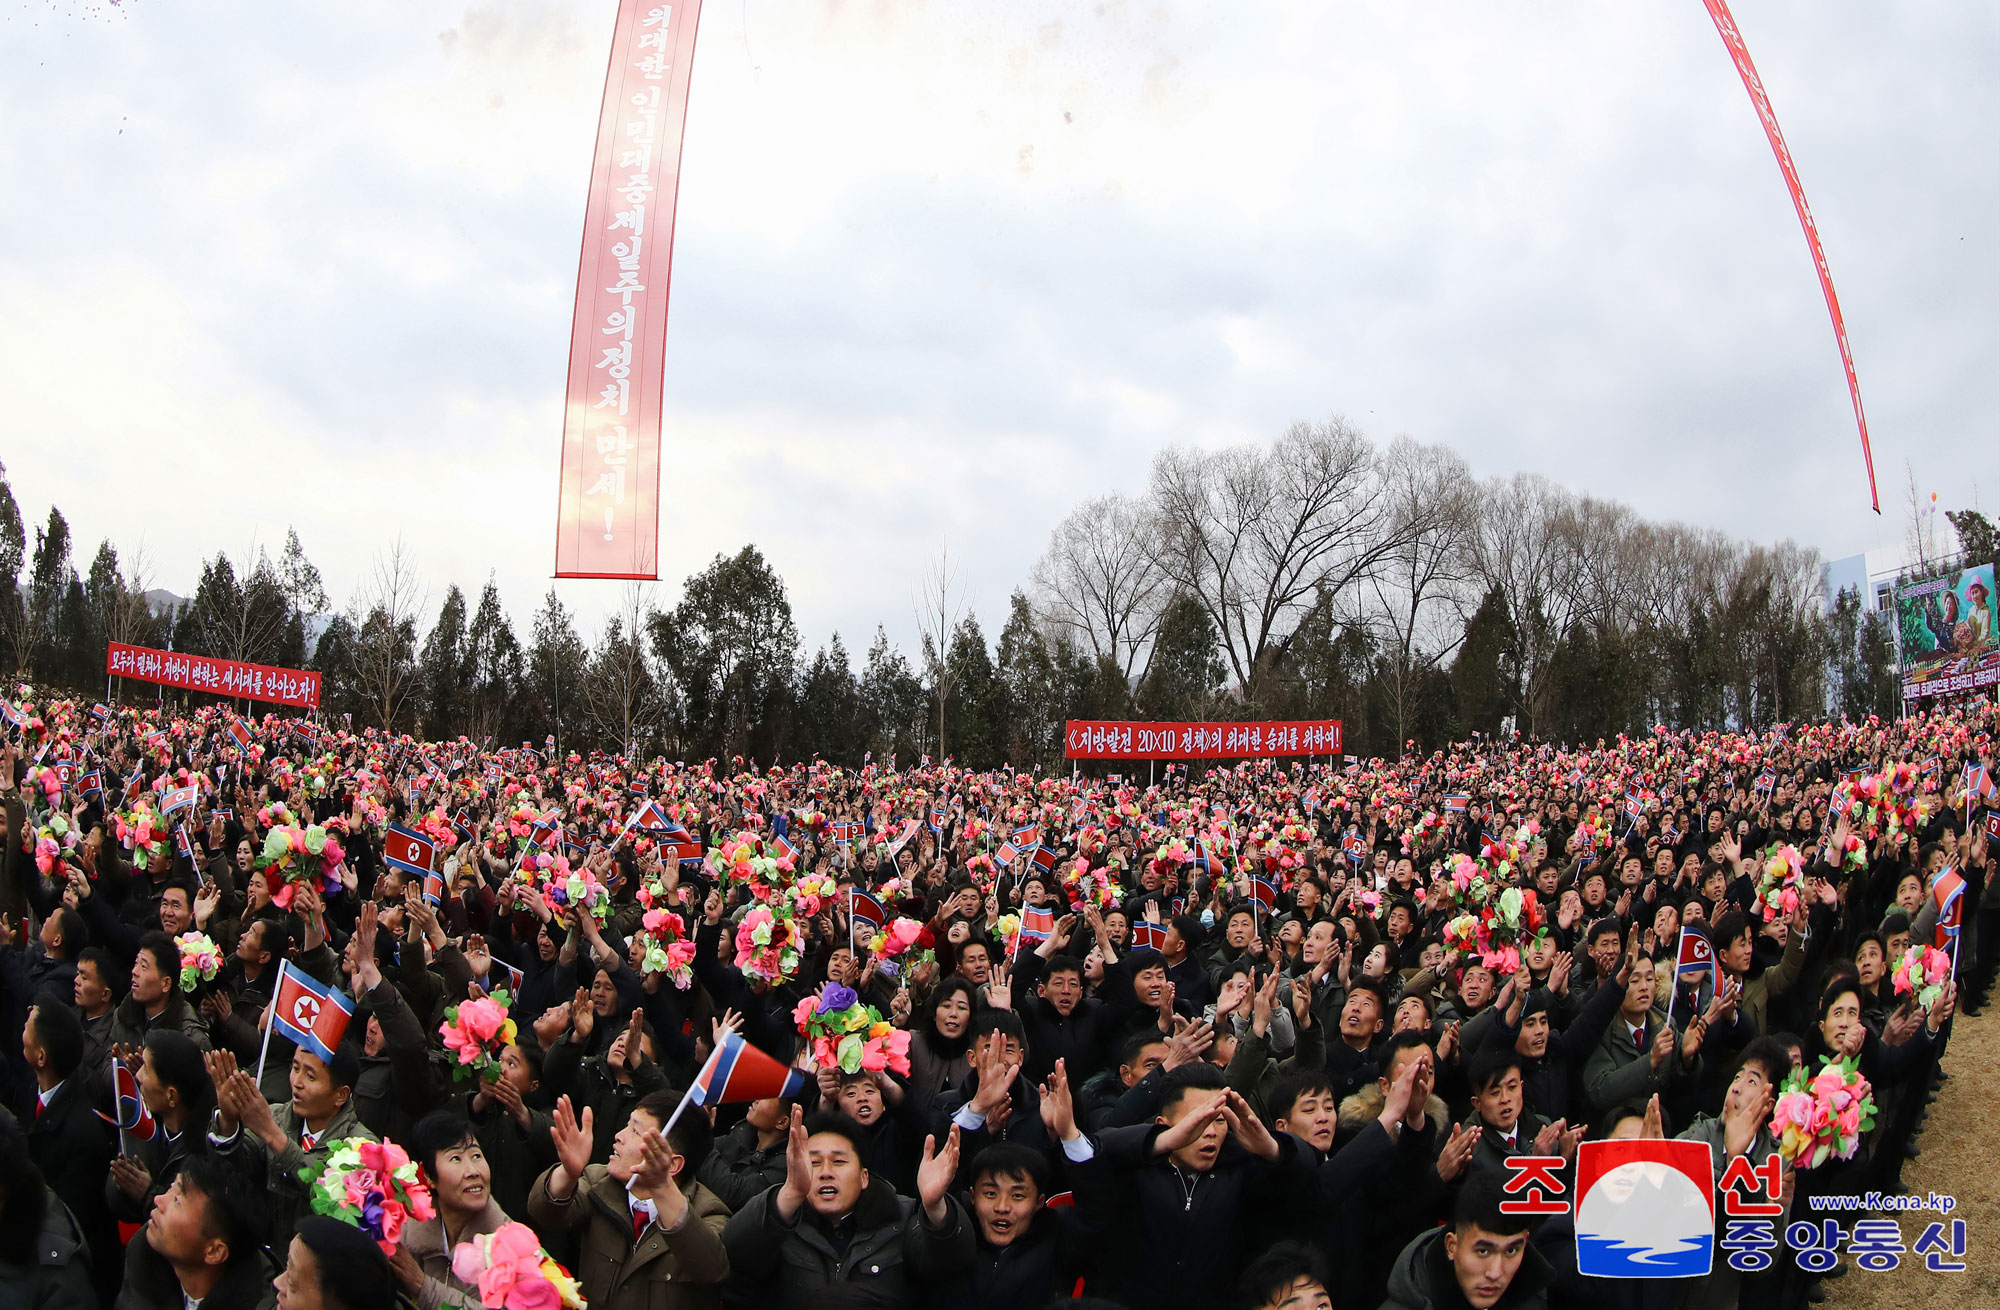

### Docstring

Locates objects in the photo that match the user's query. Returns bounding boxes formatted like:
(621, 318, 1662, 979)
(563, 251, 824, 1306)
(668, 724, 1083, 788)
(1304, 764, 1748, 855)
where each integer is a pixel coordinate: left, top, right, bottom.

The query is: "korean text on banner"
(1063, 720, 1343, 760)
(554, 0, 704, 578)
(106, 642, 321, 710)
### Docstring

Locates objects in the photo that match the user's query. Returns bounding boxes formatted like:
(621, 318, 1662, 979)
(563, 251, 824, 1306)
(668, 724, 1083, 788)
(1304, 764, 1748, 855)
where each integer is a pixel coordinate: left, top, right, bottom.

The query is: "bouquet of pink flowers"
(1890, 944, 1953, 1011)
(438, 991, 518, 1082)
(735, 900, 803, 984)
(256, 823, 346, 910)
(792, 984, 912, 1076)
(1769, 1057, 1876, 1169)
(633, 898, 697, 989)
(794, 871, 838, 917)
(1754, 844, 1805, 922)
(173, 931, 222, 993)
(535, 864, 610, 926)
(451, 1221, 585, 1310)
(305, 1139, 436, 1253)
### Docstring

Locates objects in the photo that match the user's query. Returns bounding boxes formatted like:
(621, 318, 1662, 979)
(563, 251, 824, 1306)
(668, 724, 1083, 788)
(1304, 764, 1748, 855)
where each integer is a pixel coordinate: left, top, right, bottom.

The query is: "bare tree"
(1367, 438, 1477, 752)
(913, 544, 969, 758)
(577, 580, 663, 755)
(349, 537, 427, 731)
(1466, 472, 1581, 733)
(1029, 493, 1167, 680)
(1149, 416, 1405, 697)
(1903, 463, 1950, 579)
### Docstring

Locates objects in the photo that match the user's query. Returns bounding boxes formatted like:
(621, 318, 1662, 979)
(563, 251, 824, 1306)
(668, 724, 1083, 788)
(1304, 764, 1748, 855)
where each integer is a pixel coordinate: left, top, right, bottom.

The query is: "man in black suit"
(23, 990, 120, 1305)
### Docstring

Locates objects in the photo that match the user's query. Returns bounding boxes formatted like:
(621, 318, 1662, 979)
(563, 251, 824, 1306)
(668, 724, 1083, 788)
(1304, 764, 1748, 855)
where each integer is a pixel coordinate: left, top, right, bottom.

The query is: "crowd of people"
(0, 692, 1994, 1310)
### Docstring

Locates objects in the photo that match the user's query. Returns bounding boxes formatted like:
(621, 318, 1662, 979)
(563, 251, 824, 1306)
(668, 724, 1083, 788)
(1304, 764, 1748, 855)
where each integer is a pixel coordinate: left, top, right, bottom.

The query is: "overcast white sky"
(3, 0, 1995, 658)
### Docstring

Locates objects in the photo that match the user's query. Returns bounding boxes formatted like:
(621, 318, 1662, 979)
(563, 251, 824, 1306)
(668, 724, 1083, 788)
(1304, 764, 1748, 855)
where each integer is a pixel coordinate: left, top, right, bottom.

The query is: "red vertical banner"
(555, 0, 704, 578)
(1700, 0, 1879, 513)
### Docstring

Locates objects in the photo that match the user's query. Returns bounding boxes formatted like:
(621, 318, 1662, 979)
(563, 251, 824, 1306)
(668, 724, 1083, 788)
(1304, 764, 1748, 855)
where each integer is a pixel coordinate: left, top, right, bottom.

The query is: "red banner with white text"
(106, 642, 321, 710)
(1065, 720, 1342, 760)
(1700, 0, 1878, 513)
(554, 0, 704, 578)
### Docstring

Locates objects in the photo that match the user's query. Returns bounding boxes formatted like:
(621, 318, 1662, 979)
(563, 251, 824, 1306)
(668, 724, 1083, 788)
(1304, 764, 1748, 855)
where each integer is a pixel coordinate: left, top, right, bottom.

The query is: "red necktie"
(631, 1209, 647, 1242)
(1634, 1027, 1645, 1052)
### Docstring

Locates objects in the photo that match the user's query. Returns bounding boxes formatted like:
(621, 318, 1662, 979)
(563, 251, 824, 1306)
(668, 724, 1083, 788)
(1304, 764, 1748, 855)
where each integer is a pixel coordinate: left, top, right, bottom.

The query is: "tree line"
(2, 438, 1989, 770)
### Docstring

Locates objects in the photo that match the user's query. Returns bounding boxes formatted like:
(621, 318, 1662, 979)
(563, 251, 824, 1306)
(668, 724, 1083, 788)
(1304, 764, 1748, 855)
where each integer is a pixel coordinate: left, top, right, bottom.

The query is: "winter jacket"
(527, 1167, 731, 1310)
(0, 1189, 97, 1310)
(401, 1197, 511, 1310)
(115, 1232, 277, 1310)
(720, 1176, 975, 1310)
(1379, 1224, 1551, 1310)
(209, 1095, 377, 1247)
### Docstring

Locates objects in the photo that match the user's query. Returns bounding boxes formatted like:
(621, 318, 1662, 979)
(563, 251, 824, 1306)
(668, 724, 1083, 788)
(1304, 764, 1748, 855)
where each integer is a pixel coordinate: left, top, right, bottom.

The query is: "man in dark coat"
(22, 992, 120, 1305)
(720, 1107, 974, 1310)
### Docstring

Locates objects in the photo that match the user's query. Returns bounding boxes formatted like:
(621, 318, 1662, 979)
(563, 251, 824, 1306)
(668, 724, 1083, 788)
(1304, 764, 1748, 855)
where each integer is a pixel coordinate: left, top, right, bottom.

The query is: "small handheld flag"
(267, 961, 356, 1066)
(846, 888, 887, 933)
(1019, 905, 1056, 943)
(1247, 876, 1279, 912)
(160, 785, 198, 817)
(690, 1033, 806, 1109)
(383, 825, 438, 880)
(96, 1056, 157, 1143)
(1130, 920, 1169, 953)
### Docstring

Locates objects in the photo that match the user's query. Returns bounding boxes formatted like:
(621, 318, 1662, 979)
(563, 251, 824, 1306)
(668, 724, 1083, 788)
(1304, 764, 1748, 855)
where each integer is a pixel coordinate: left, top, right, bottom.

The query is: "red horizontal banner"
(1065, 719, 1342, 760)
(106, 642, 321, 710)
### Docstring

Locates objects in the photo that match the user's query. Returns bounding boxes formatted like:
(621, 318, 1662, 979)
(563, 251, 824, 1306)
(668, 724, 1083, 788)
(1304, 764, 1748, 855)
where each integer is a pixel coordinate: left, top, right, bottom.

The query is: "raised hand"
(1151, 1093, 1228, 1158)
(1436, 1122, 1478, 1182)
(1039, 1059, 1079, 1141)
(776, 1105, 812, 1220)
(570, 987, 595, 1043)
(548, 1096, 595, 1197)
(1219, 1088, 1280, 1160)
(916, 1126, 962, 1223)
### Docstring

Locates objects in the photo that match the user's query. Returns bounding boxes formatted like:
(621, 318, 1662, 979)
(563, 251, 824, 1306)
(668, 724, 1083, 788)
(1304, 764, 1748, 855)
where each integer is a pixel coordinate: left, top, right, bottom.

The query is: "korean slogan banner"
(1896, 564, 1999, 701)
(106, 642, 322, 710)
(554, 0, 704, 579)
(1065, 720, 1342, 760)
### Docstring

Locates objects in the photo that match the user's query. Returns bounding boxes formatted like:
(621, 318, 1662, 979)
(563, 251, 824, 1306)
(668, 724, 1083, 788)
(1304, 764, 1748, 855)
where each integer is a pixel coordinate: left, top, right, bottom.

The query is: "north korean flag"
(383, 824, 437, 879)
(1019, 905, 1056, 943)
(1676, 927, 1717, 992)
(269, 961, 355, 1064)
(630, 800, 676, 836)
(79, 769, 102, 801)
(160, 785, 198, 817)
(1130, 920, 1169, 953)
(226, 718, 253, 751)
(846, 889, 887, 932)
(1246, 876, 1279, 912)
(689, 1032, 807, 1107)
(1031, 845, 1057, 875)
(1932, 868, 1967, 944)
(95, 1057, 156, 1141)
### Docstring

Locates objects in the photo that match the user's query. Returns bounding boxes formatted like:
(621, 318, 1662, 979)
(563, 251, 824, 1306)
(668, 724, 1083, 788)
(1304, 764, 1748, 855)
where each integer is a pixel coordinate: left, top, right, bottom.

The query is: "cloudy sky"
(2, 0, 1995, 659)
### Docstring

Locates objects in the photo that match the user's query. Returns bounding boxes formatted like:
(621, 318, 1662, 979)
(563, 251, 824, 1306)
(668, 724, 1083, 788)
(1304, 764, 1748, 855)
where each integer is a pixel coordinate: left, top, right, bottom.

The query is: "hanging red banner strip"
(107, 642, 321, 710)
(1700, 0, 1879, 513)
(1064, 720, 1343, 760)
(554, 0, 704, 578)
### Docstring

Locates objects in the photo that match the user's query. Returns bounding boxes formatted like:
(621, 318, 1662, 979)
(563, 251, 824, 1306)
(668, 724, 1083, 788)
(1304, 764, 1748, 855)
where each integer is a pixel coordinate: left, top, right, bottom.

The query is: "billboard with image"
(1896, 563, 1999, 700)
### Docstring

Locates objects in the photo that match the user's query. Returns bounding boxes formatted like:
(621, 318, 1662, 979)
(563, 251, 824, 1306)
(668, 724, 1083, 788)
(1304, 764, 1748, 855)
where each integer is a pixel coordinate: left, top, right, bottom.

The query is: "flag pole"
(660, 1078, 701, 1135)
(255, 959, 285, 1086)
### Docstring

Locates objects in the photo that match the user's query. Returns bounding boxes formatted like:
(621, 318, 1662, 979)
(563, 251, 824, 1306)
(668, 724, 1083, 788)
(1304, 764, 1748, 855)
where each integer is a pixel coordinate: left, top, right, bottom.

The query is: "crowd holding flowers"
(0, 687, 1993, 1310)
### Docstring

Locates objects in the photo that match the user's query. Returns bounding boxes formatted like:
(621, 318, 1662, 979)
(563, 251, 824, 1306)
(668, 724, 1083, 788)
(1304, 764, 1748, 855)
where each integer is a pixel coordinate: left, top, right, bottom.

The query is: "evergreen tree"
(420, 586, 470, 740)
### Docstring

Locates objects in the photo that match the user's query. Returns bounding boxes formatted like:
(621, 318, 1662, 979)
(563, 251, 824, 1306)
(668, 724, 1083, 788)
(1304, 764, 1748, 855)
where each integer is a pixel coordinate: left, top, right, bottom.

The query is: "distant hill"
(144, 588, 186, 619)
